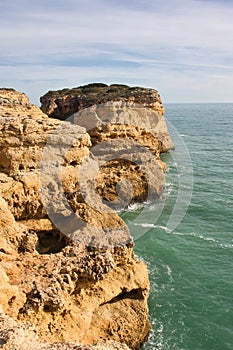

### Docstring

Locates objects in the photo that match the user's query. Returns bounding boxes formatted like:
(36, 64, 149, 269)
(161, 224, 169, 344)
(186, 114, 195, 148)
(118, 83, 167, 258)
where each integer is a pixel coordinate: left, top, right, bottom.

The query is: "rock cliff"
(0, 305, 130, 349)
(40, 84, 174, 208)
(40, 83, 165, 118)
(40, 83, 173, 152)
(0, 88, 155, 350)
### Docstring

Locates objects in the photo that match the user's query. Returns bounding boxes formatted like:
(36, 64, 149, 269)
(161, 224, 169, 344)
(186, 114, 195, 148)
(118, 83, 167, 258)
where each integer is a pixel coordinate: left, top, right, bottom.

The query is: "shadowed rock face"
(0, 88, 153, 350)
(40, 83, 165, 118)
(40, 83, 174, 152)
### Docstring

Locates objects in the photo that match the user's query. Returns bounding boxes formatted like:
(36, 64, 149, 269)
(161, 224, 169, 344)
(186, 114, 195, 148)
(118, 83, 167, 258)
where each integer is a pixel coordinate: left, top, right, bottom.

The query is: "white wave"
(164, 182, 175, 195)
(172, 231, 217, 242)
(180, 133, 190, 138)
(219, 243, 233, 249)
(134, 223, 155, 228)
(143, 320, 164, 350)
(126, 202, 146, 211)
(158, 225, 172, 233)
(133, 223, 172, 233)
(166, 265, 172, 277)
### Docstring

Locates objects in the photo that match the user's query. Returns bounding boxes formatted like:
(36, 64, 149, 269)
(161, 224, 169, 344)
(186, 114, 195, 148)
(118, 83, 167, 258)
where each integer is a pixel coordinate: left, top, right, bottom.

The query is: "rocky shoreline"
(0, 84, 173, 349)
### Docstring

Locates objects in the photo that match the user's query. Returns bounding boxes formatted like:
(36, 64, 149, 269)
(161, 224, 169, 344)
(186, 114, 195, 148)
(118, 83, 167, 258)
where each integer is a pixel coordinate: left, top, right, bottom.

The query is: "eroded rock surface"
(40, 83, 165, 118)
(0, 88, 47, 120)
(40, 84, 173, 207)
(0, 88, 155, 350)
(40, 84, 174, 152)
(0, 190, 149, 349)
(0, 306, 130, 349)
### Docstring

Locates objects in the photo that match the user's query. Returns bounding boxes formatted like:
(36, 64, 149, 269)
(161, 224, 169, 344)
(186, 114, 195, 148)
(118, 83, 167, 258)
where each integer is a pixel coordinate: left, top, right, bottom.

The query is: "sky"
(0, 0, 233, 104)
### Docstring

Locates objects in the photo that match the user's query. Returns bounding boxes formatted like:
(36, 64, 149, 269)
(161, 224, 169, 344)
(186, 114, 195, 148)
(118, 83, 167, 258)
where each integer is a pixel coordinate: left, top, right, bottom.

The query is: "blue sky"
(0, 0, 233, 104)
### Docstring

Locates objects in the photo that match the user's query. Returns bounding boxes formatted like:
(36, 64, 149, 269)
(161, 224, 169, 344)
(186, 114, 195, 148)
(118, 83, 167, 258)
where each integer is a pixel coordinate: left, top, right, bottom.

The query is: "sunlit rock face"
(0, 88, 157, 350)
(40, 83, 174, 152)
(40, 83, 174, 209)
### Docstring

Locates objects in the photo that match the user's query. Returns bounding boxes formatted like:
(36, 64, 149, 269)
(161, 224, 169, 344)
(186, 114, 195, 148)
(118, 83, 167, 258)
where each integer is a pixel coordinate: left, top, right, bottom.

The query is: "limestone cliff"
(40, 84, 173, 207)
(40, 83, 174, 152)
(40, 83, 165, 118)
(0, 306, 130, 350)
(0, 89, 153, 350)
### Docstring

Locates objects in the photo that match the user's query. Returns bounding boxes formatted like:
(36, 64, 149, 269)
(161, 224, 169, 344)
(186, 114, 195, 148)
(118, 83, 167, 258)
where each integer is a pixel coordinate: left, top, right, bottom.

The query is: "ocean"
(121, 103, 233, 350)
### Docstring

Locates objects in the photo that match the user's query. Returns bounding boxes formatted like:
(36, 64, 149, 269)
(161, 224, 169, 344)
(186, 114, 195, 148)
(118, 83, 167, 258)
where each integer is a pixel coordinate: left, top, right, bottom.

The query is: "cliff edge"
(40, 83, 173, 152)
(40, 84, 174, 208)
(0, 85, 173, 350)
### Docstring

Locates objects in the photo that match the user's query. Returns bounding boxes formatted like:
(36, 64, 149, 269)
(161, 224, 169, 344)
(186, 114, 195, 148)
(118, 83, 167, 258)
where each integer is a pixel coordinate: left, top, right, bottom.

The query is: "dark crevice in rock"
(0, 338, 7, 345)
(36, 230, 68, 254)
(100, 288, 144, 306)
(18, 229, 70, 254)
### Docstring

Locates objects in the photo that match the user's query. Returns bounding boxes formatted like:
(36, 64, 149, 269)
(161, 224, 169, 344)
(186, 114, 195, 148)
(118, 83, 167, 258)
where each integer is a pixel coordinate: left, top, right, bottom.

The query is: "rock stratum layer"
(0, 85, 173, 350)
(40, 83, 173, 152)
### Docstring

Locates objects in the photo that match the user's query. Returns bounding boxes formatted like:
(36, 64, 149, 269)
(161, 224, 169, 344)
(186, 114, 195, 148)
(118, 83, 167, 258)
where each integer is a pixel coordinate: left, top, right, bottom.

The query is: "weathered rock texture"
(40, 83, 165, 118)
(0, 88, 47, 120)
(0, 306, 130, 349)
(0, 88, 155, 350)
(40, 84, 174, 207)
(40, 83, 174, 152)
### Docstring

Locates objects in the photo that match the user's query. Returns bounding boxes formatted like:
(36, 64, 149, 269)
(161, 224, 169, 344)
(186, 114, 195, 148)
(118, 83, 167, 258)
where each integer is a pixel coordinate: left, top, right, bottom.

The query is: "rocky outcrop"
(0, 306, 130, 349)
(40, 84, 174, 152)
(0, 207, 149, 347)
(40, 83, 165, 118)
(0, 88, 47, 120)
(0, 88, 153, 350)
(0, 192, 149, 349)
(40, 84, 173, 207)
(0, 110, 90, 175)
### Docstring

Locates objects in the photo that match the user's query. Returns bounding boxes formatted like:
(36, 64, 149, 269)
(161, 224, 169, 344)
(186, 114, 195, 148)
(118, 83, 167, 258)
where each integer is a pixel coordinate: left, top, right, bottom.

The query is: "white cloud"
(0, 0, 233, 102)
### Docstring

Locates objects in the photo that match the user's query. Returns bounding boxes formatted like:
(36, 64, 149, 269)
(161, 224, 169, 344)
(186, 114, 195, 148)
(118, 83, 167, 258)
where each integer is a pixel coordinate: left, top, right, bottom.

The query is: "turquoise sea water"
(121, 104, 233, 350)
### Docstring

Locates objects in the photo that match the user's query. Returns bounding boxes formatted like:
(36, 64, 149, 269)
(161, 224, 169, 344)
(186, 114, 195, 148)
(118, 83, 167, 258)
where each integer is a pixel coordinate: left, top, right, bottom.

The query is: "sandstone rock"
(40, 84, 174, 151)
(0, 196, 148, 348)
(0, 88, 154, 349)
(0, 113, 90, 175)
(92, 139, 165, 207)
(0, 88, 47, 120)
(0, 306, 130, 349)
(40, 83, 164, 117)
(0, 217, 149, 348)
(0, 195, 26, 255)
(40, 84, 173, 206)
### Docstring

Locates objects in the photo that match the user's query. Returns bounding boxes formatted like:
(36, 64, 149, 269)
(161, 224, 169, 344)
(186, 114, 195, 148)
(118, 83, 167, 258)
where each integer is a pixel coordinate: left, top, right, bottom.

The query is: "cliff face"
(0, 306, 130, 350)
(40, 84, 173, 208)
(40, 83, 165, 118)
(0, 89, 152, 350)
(0, 85, 173, 350)
(40, 84, 174, 152)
